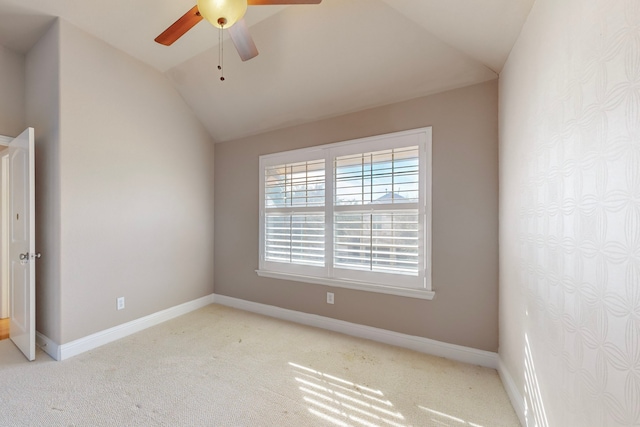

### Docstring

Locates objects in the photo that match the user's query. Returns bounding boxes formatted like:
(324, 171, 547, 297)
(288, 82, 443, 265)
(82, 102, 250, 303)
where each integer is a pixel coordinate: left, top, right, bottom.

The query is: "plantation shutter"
(333, 146, 420, 276)
(264, 159, 326, 267)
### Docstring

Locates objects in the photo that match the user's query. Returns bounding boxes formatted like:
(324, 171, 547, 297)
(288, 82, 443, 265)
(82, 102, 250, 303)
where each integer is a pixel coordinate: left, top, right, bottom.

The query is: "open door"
(9, 127, 36, 361)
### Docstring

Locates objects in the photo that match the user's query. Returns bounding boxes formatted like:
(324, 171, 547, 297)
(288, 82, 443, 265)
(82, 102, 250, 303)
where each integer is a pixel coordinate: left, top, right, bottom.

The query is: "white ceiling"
(0, 0, 535, 142)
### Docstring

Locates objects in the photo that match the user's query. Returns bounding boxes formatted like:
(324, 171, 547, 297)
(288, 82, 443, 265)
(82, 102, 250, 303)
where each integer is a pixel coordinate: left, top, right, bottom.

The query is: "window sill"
(255, 270, 435, 300)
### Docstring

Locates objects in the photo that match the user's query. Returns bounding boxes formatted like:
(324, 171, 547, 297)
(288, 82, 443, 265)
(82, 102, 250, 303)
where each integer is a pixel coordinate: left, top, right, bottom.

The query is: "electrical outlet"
(327, 292, 334, 304)
(117, 297, 125, 311)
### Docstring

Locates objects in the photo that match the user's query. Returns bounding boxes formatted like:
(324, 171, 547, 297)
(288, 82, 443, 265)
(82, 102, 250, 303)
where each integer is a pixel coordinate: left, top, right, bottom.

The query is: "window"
(258, 128, 433, 299)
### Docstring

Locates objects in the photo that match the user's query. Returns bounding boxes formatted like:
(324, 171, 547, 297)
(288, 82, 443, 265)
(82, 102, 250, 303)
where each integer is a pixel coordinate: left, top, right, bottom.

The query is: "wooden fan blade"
(228, 19, 259, 62)
(155, 5, 203, 46)
(248, 0, 321, 5)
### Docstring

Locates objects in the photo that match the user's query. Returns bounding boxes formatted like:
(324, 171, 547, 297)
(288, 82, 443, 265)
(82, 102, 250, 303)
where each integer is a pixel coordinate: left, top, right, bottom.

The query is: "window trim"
(256, 269, 435, 300)
(258, 127, 433, 300)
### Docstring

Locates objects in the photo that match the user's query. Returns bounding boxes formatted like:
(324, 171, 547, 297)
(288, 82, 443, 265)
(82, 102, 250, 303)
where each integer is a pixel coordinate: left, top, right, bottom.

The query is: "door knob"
(31, 253, 41, 259)
(19, 253, 28, 260)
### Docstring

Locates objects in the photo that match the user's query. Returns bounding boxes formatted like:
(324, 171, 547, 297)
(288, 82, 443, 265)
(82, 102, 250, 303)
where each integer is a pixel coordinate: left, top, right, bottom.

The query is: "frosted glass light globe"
(197, 0, 247, 29)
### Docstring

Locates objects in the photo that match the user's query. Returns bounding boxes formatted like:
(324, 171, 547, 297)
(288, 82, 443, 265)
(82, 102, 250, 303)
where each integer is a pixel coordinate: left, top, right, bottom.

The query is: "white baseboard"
(212, 294, 499, 369)
(498, 358, 526, 427)
(37, 294, 215, 361)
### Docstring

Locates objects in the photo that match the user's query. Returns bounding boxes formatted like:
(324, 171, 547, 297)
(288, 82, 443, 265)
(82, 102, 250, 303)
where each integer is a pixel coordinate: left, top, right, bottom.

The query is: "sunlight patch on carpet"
(420, 406, 486, 427)
(290, 361, 407, 427)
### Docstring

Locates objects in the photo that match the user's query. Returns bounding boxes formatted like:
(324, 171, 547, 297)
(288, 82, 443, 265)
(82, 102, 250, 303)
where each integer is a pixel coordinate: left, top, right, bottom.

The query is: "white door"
(9, 127, 36, 361)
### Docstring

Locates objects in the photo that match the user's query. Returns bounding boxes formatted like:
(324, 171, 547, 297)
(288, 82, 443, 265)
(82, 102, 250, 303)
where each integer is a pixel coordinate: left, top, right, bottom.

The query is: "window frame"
(258, 127, 433, 300)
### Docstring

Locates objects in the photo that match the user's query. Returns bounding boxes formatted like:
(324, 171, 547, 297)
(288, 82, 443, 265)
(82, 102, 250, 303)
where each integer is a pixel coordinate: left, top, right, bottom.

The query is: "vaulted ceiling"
(0, 0, 535, 142)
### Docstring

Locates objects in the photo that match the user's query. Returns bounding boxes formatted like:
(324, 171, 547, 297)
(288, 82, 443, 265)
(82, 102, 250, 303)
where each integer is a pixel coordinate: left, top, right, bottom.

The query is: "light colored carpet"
(0, 304, 519, 426)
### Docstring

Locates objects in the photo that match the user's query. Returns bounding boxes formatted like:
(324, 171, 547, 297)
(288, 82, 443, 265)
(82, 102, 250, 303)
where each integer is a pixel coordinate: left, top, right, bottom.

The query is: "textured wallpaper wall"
(500, 0, 640, 426)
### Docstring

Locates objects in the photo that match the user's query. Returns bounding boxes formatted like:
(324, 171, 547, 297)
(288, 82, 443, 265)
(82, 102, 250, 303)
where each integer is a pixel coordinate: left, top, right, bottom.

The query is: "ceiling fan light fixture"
(197, 0, 247, 29)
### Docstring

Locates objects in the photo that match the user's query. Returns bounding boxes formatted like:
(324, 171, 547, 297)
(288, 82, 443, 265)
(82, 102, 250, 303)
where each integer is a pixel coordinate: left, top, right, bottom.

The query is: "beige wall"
(0, 44, 25, 137)
(26, 19, 216, 345)
(25, 20, 62, 343)
(215, 80, 499, 352)
(499, 0, 639, 425)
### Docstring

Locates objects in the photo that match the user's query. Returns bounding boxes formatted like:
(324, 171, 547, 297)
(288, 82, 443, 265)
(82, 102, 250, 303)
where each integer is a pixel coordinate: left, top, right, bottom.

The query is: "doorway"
(0, 127, 36, 363)
(0, 148, 9, 341)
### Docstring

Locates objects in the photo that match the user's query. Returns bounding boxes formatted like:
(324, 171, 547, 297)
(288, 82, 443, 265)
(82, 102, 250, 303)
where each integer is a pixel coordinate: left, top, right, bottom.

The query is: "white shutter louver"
(334, 211, 419, 275)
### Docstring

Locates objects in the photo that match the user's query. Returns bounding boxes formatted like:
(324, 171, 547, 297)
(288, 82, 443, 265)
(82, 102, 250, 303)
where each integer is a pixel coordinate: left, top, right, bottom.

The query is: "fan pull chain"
(217, 26, 224, 81)
(217, 18, 227, 81)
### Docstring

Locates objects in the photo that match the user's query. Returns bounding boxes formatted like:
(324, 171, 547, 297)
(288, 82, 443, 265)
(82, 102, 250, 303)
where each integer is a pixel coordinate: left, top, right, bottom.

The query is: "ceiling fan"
(155, 0, 322, 62)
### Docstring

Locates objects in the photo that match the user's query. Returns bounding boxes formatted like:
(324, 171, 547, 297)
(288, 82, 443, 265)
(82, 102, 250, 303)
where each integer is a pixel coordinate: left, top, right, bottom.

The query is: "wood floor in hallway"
(0, 318, 8, 340)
